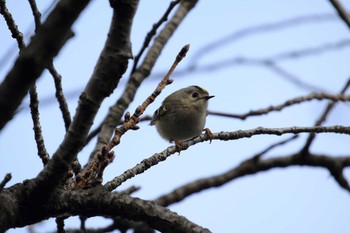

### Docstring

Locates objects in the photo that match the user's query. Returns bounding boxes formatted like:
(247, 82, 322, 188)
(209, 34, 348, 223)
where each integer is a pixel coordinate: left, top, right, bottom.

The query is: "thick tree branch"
(0, 0, 91, 130)
(1, 188, 210, 233)
(27, 0, 139, 200)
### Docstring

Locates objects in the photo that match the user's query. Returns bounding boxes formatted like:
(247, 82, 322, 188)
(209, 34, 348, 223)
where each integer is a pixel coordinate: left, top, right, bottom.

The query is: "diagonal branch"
(131, 0, 181, 72)
(0, 173, 12, 192)
(301, 78, 350, 153)
(329, 0, 350, 30)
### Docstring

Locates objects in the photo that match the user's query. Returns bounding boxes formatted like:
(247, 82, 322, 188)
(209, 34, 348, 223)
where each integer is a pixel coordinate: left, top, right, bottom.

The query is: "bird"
(150, 85, 214, 147)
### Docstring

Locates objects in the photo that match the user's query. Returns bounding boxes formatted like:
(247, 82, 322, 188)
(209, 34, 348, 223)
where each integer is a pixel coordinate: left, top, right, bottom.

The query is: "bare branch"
(132, 0, 181, 72)
(302, 78, 350, 153)
(27, 0, 72, 131)
(155, 152, 350, 207)
(105, 125, 350, 191)
(155, 136, 298, 207)
(209, 93, 350, 120)
(1, 188, 211, 233)
(27, 0, 42, 31)
(190, 13, 340, 66)
(329, 0, 350, 30)
(0, 173, 12, 192)
(29, 85, 50, 165)
(85, 115, 152, 146)
(0, 0, 25, 50)
(48, 63, 72, 131)
(151, 39, 350, 92)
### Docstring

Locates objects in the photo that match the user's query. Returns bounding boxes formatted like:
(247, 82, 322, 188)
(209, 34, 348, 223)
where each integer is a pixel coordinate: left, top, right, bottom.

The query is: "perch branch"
(105, 125, 350, 191)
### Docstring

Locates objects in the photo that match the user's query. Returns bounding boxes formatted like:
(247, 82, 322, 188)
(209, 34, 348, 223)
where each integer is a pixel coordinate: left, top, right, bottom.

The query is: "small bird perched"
(150, 85, 214, 146)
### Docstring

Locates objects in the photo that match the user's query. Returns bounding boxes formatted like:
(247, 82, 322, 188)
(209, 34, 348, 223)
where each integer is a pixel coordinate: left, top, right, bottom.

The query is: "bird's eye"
(192, 92, 199, 98)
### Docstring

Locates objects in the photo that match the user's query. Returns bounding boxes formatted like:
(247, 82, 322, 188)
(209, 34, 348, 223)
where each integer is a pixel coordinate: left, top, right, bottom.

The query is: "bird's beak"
(205, 95, 215, 100)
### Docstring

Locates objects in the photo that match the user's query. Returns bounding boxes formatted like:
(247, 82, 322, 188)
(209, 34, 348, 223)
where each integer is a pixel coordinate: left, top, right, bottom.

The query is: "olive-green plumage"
(151, 86, 214, 142)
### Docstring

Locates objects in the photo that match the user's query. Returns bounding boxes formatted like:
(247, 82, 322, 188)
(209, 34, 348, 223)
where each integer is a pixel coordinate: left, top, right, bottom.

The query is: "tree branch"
(208, 93, 350, 120)
(0, 173, 11, 192)
(154, 152, 350, 207)
(27, 0, 139, 200)
(329, 0, 350, 30)
(131, 0, 181, 72)
(105, 125, 350, 191)
(0, 0, 91, 130)
(301, 78, 350, 153)
(1, 188, 210, 233)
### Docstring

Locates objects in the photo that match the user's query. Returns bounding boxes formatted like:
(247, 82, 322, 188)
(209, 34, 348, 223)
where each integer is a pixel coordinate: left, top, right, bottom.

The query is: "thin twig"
(27, 0, 72, 131)
(151, 39, 350, 92)
(190, 13, 339, 66)
(131, 0, 181, 72)
(0, 173, 12, 192)
(208, 93, 350, 120)
(48, 63, 72, 131)
(301, 78, 350, 153)
(329, 0, 350, 30)
(0, 0, 26, 49)
(28, 0, 41, 31)
(85, 116, 152, 146)
(29, 86, 50, 165)
(27, 0, 50, 165)
(1, 0, 50, 164)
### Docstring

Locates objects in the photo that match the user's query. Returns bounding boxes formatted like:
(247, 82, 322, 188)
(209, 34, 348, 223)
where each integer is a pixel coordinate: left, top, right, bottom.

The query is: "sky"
(1, 0, 350, 232)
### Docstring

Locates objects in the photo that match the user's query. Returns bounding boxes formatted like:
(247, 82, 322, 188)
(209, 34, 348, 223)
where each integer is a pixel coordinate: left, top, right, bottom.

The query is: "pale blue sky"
(1, 0, 350, 232)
